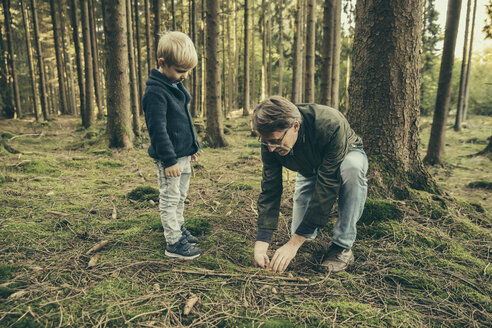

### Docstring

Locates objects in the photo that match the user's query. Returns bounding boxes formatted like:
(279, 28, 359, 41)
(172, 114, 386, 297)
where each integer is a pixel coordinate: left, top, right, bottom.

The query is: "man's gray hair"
(252, 96, 302, 135)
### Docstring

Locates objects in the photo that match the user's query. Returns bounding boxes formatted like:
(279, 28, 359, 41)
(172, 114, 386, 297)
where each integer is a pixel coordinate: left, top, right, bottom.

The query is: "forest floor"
(0, 114, 491, 327)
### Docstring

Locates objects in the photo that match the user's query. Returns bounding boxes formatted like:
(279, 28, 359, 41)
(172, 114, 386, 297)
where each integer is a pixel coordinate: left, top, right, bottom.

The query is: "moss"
(1, 131, 16, 139)
(16, 160, 56, 174)
(0, 263, 16, 283)
(359, 199, 404, 224)
(468, 180, 492, 190)
(96, 160, 124, 168)
(185, 217, 212, 236)
(0, 286, 15, 298)
(127, 186, 159, 202)
(228, 182, 253, 190)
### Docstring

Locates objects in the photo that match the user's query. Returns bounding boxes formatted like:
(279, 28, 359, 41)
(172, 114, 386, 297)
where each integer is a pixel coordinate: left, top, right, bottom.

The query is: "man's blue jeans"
(291, 149, 368, 249)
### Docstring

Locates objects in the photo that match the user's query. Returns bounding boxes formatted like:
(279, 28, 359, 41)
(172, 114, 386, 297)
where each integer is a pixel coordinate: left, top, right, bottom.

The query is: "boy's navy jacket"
(143, 68, 199, 168)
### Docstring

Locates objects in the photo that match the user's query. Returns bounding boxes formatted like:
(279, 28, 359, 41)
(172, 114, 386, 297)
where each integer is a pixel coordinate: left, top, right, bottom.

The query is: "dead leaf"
(86, 240, 109, 255)
(111, 206, 117, 219)
(8, 289, 28, 300)
(87, 254, 100, 268)
(183, 294, 199, 315)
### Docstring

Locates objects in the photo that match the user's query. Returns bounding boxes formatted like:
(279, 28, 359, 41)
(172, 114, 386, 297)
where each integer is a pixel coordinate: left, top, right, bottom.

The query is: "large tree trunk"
(0, 15, 12, 116)
(70, 0, 85, 118)
(242, 0, 250, 116)
(266, 1, 272, 97)
(304, 0, 316, 103)
(462, 0, 477, 123)
(3, 0, 22, 118)
(134, 0, 144, 115)
(49, 0, 68, 115)
(260, 0, 266, 101)
(348, 0, 435, 196)
(145, 0, 152, 73)
(455, 0, 471, 131)
(251, 1, 256, 106)
(277, 0, 283, 97)
(81, 0, 95, 127)
(189, 0, 199, 117)
(21, 0, 40, 120)
(330, 0, 341, 108)
(31, 0, 49, 121)
(424, 0, 462, 165)
(126, 0, 140, 136)
(89, 0, 104, 119)
(205, 0, 227, 147)
(291, 0, 302, 103)
(103, 0, 133, 148)
(320, 0, 334, 106)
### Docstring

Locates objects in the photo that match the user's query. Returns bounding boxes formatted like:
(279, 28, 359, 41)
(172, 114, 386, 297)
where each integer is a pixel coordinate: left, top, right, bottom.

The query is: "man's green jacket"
(256, 104, 363, 243)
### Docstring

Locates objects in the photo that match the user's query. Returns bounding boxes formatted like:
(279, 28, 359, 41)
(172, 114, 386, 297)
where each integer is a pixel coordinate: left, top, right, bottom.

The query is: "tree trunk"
(145, 0, 152, 73)
(251, 0, 256, 106)
(455, 0, 471, 131)
(291, 0, 302, 103)
(126, 0, 140, 136)
(134, 0, 144, 115)
(304, 0, 316, 103)
(189, 0, 199, 117)
(171, 0, 175, 29)
(31, 0, 49, 121)
(3, 0, 22, 118)
(320, 0, 334, 105)
(49, 0, 69, 115)
(59, 2, 77, 115)
(462, 0, 477, 123)
(330, 0, 341, 108)
(205, 0, 226, 147)
(89, 0, 104, 119)
(424, 0, 462, 165)
(233, 0, 238, 110)
(0, 15, 13, 116)
(201, 0, 206, 116)
(81, 0, 95, 127)
(103, 0, 133, 148)
(70, 0, 85, 118)
(348, 0, 435, 196)
(226, 0, 232, 114)
(277, 0, 283, 97)
(21, 0, 40, 120)
(153, 0, 162, 66)
(242, 0, 250, 116)
(266, 1, 272, 97)
(260, 0, 266, 101)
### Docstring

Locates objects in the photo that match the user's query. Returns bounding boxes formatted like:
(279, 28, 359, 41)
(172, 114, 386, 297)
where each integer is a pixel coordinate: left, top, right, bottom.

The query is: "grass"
(0, 115, 490, 327)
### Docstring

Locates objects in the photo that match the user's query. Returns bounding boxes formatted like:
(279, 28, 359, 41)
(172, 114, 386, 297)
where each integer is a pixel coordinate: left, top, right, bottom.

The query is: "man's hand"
(253, 241, 270, 268)
(191, 153, 198, 163)
(165, 163, 182, 177)
(269, 234, 307, 273)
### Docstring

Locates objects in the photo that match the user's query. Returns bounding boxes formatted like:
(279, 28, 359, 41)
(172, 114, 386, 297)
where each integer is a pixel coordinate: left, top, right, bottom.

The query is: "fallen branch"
(172, 269, 310, 283)
(86, 240, 109, 255)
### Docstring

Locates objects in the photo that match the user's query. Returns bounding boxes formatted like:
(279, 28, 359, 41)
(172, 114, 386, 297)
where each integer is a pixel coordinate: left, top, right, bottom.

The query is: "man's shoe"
(165, 236, 202, 260)
(320, 244, 354, 273)
(181, 226, 199, 244)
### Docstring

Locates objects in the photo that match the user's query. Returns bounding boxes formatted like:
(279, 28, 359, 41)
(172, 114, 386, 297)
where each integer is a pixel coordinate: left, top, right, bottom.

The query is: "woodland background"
(0, 0, 491, 327)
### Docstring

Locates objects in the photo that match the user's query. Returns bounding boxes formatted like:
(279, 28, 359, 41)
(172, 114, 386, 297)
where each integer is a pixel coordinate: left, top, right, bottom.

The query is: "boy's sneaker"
(165, 235, 202, 260)
(181, 226, 199, 244)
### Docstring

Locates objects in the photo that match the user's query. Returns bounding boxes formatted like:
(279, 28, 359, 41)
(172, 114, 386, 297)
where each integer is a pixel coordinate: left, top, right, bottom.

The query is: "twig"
(172, 269, 310, 282)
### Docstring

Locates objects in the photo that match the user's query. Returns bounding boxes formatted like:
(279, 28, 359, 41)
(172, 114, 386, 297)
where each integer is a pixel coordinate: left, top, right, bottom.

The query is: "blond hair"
(157, 31, 198, 69)
(252, 96, 302, 135)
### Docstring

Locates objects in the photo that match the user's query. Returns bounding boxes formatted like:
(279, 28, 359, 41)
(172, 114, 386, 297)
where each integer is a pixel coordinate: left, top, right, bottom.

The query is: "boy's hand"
(165, 163, 182, 177)
(253, 241, 270, 268)
(191, 153, 198, 163)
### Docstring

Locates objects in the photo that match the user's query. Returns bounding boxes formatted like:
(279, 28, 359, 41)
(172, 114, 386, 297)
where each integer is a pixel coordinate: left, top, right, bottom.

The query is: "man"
(252, 96, 368, 273)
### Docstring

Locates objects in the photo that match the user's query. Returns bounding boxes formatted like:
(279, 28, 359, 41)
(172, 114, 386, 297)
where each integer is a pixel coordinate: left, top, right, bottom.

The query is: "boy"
(142, 31, 201, 260)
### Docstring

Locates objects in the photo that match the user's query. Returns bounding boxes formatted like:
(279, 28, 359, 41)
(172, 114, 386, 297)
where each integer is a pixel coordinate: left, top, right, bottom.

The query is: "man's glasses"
(259, 128, 290, 149)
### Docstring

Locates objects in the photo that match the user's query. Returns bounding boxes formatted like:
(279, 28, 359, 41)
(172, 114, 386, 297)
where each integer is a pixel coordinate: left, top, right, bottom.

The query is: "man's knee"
(340, 154, 366, 184)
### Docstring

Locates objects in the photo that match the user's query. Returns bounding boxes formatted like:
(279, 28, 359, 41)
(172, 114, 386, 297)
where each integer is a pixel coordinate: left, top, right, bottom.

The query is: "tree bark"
(103, 0, 133, 148)
(348, 0, 435, 196)
(260, 0, 266, 101)
(81, 0, 95, 127)
(59, 1, 77, 115)
(31, 0, 49, 121)
(251, 0, 256, 106)
(134, 0, 144, 115)
(0, 15, 12, 116)
(153, 0, 162, 66)
(70, 0, 85, 118)
(425, 0, 462, 165)
(455, 0, 471, 131)
(320, 0, 334, 105)
(304, 0, 316, 103)
(126, 0, 140, 136)
(205, 0, 226, 147)
(3, 0, 22, 118)
(462, 0, 477, 123)
(242, 0, 250, 116)
(330, 0, 341, 108)
(89, 0, 104, 119)
(277, 0, 284, 97)
(145, 0, 152, 73)
(21, 0, 40, 120)
(291, 0, 302, 103)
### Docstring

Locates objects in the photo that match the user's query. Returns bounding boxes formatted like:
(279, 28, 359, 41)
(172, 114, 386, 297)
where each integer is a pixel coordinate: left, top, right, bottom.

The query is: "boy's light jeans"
(291, 149, 368, 249)
(154, 156, 192, 245)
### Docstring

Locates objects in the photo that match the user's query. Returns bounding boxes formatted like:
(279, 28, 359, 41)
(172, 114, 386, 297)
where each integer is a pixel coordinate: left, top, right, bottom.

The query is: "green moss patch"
(360, 199, 404, 224)
(468, 180, 492, 190)
(127, 186, 159, 202)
